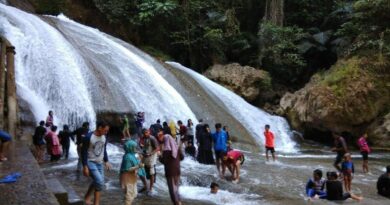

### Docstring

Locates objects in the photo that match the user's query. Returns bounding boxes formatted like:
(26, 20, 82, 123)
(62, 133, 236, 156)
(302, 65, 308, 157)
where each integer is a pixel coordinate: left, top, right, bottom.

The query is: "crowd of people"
(25, 110, 390, 205)
(305, 132, 390, 202)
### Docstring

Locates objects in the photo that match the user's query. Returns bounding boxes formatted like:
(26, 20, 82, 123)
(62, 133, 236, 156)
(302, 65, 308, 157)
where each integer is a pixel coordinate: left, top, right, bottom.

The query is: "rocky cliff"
(280, 56, 390, 147)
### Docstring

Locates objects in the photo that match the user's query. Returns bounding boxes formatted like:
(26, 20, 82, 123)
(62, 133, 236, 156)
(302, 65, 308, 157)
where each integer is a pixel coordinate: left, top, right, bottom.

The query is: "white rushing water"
(0, 4, 197, 129)
(0, 4, 96, 128)
(1, 3, 296, 154)
(166, 62, 297, 153)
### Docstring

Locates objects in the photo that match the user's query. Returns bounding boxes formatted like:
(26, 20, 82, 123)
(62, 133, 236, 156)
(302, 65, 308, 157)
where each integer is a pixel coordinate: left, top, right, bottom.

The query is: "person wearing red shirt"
(264, 124, 276, 162)
(223, 148, 245, 183)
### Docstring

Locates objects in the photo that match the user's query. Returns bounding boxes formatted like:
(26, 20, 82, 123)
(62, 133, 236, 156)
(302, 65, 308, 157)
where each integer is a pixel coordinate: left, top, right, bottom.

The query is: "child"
(341, 153, 354, 192)
(120, 140, 146, 205)
(185, 141, 196, 158)
(210, 182, 219, 194)
(264, 124, 276, 161)
(306, 169, 326, 199)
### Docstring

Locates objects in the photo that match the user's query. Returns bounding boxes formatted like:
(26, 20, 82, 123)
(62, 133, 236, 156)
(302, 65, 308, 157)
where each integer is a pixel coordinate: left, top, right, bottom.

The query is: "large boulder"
(280, 56, 390, 147)
(204, 63, 272, 102)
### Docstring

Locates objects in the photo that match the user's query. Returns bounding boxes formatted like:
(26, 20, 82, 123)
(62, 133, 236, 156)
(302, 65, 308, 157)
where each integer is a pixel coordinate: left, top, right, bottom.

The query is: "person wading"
(81, 121, 111, 205)
(157, 129, 183, 205)
(212, 123, 228, 178)
(331, 133, 348, 172)
(139, 128, 158, 193)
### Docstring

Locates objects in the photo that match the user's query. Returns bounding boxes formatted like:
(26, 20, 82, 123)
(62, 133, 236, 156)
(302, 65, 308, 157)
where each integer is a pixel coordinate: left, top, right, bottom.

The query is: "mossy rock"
(280, 55, 390, 147)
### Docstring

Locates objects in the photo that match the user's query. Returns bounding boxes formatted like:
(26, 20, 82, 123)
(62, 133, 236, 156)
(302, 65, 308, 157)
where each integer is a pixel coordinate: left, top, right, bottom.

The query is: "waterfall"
(0, 4, 96, 128)
(0, 3, 296, 153)
(166, 62, 296, 153)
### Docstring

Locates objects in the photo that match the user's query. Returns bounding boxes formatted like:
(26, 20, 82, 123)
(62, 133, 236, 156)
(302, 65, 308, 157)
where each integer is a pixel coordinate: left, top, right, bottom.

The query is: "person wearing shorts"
(358, 133, 371, 173)
(139, 129, 158, 193)
(331, 133, 348, 172)
(212, 123, 228, 178)
(264, 125, 276, 161)
(0, 130, 11, 161)
(223, 148, 245, 183)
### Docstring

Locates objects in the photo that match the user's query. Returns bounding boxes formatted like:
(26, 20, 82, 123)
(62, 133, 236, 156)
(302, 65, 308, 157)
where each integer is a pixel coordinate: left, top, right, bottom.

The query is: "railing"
(0, 36, 18, 138)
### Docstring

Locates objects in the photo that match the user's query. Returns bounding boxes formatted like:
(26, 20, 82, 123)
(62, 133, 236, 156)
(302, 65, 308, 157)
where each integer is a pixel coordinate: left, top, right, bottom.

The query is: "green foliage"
(35, 0, 67, 15)
(285, 0, 336, 28)
(258, 22, 306, 83)
(337, 0, 390, 57)
(137, 0, 177, 24)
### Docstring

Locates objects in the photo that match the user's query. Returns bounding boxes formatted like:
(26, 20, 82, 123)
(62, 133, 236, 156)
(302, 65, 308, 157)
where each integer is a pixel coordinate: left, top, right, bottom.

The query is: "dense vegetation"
(33, 0, 389, 89)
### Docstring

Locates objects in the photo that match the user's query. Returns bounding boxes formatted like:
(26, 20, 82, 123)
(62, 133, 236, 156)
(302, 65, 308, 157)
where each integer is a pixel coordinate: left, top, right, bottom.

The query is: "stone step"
(45, 178, 68, 205)
(45, 177, 84, 205)
(63, 182, 84, 205)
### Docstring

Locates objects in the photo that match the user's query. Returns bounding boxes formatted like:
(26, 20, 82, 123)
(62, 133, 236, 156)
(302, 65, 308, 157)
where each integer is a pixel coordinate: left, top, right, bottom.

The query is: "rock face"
(280, 56, 390, 147)
(204, 63, 272, 102)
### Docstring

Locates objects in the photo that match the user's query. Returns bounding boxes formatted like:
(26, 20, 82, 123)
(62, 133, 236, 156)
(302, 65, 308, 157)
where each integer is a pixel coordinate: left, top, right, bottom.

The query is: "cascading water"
(0, 4, 96, 129)
(166, 62, 297, 153)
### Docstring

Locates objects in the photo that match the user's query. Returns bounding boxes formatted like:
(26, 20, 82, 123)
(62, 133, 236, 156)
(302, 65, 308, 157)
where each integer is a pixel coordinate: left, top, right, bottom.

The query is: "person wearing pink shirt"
(357, 133, 371, 173)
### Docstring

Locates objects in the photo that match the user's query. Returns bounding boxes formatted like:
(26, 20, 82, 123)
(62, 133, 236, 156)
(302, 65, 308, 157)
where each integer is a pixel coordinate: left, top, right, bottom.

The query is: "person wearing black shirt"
(325, 172, 363, 201)
(73, 122, 89, 170)
(377, 166, 390, 198)
(33, 121, 46, 163)
(59, 125, 74, 159)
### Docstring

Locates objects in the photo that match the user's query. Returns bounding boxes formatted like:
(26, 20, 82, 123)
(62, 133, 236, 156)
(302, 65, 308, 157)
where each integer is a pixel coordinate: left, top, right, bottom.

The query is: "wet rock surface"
(0, 141, 59, 205)
(280, 56, 390, 147)
(204, 63, 272, 103)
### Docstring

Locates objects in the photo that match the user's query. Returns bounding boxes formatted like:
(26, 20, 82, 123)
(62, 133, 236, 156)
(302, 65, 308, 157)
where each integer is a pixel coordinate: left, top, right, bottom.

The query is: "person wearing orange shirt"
(264, 124, 276, 162)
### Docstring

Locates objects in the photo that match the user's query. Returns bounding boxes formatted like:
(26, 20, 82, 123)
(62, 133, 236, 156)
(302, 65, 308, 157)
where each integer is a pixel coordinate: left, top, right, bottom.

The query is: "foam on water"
(179, 186, 263, 205)
(166, 62, 297, 153)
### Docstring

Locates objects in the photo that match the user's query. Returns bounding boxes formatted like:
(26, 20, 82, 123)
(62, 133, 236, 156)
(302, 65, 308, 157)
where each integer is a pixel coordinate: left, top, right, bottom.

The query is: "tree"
(263, 0, 284, 26)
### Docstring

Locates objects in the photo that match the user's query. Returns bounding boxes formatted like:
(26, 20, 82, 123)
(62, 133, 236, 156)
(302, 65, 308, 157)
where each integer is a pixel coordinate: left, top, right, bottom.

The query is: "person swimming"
(210, 182, 219, 194)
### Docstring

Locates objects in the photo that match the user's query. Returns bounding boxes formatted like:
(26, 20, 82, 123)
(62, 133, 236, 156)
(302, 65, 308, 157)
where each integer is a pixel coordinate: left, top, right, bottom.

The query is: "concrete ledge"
(0, 141, 60, 205)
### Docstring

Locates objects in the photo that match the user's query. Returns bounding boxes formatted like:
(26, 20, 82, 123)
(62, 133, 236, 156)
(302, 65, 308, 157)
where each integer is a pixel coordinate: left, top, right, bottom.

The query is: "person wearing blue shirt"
(212, 123, 228, 178)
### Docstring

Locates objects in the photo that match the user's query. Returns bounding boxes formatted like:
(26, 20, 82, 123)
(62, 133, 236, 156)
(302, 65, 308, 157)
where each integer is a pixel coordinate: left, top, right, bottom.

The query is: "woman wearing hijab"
(197, 124, 215, 165)
(157, 129, 183, 205)
(120, 140, 146, 205)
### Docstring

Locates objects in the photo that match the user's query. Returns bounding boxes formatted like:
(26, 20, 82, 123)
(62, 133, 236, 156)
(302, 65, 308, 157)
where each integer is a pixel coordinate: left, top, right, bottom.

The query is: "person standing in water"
(74, 122, 90, 171)
(135, 112, 145, 138)
(187, 119, 194, 144)
(331, 133, 348, 172)
(82, 121, 111, 205)
(46, 110, 54, 127)
(0, 130, 11, 161)
(139, 129, 159, 193)
(121, 115, 130, 140)
(212, 123, 228, 178)
(32, 121, 47, 163)
(163, 121, 171, 135)
(157, 129, 183, 205)
(46, 126, 62, 162)
(341, 153, 355, 192)
(264, 124, 276, 162)
(150, 119, 163, 137)
(197, 124, 215, 165)
(357, 133, 371, 173)
(59, 125, 74, 160)
(120, 140, 146, 205)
